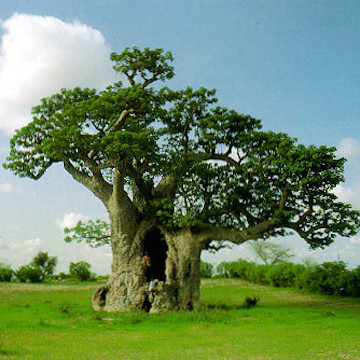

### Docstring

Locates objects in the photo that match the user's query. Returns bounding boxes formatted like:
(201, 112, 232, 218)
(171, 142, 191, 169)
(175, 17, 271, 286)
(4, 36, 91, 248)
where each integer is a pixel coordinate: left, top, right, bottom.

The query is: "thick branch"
(64, 160, 93, 190)
(183, 152, 240, 168)
(286, 222, 315, 241)
(140, 75, 158, 89)
(201, 217, 279, 246)
(153, 175, 178, 200)
(64, 160, 111, 206)
(109, 169, 140, 237)
(108, 109, 134, 133)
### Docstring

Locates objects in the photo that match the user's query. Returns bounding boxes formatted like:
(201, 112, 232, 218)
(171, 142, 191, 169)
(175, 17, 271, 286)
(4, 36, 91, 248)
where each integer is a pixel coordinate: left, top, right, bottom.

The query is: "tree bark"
(93, 220, 151, 312)
(93, 223, 206, 313)
(161, 229, 204, 312)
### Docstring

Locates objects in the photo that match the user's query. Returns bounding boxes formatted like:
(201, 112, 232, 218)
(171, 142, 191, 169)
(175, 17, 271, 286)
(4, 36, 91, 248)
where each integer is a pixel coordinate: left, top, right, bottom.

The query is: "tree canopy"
(31, 251, 57, 277)
(4, 46, 360, 251)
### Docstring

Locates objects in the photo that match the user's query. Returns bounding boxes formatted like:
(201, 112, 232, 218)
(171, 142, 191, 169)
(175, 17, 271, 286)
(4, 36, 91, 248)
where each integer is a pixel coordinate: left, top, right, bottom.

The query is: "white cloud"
(337, 138, 360, 161)
(8, 237, 41, 251)
(0, 13, 116, 134)
(349, 235, 360, 245)
(334, 182, 360, 210)
(0, 182, 13, 193)
(56, 212, 89, 230)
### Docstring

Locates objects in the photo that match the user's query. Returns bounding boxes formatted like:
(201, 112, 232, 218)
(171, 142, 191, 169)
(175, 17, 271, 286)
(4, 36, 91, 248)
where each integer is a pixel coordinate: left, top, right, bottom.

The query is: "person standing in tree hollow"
(141, 254, 153, 282)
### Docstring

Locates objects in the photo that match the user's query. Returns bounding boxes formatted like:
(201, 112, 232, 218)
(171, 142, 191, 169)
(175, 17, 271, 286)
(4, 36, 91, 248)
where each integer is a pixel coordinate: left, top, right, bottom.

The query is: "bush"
(69, 261, 92, 281)
(217, 259, 253, 279)
(216, 259, 360, 297)
(16, 264, 44, 283)
(266, 263, 305, 288)
(342, 266, 360, 297)
(0, 264, 13, 282)
(299, 261, 348, 295)
(244, 295, 260, 309)
(51, 272, 71, 281)
(215, 258, 360, 298)
(245, 264, 267, 284)
(200, 261, 214, 278)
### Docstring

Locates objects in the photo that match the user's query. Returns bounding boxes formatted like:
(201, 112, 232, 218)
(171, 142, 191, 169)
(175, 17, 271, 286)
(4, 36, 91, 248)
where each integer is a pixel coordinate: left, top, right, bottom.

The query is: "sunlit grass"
(0, 279, 359, 359)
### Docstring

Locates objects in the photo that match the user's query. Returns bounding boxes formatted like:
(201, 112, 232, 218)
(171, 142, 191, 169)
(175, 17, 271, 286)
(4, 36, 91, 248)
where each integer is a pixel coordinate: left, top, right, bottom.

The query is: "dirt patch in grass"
(202, 279, 268, 290)
(0, 283, 98, 292)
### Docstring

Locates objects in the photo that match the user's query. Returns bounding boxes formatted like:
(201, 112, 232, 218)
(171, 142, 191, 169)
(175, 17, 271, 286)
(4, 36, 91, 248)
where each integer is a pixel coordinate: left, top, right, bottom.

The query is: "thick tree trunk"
(93, 220, 150, 312)
(161, 229, 203, 312)
(93, 222, 205, 313)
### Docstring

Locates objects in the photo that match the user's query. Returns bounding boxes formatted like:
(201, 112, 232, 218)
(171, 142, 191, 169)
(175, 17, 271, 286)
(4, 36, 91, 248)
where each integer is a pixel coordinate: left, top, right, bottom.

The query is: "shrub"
(298, 261, 349, 295)
(217, 259, 253, 279)
(266, 263, 305, 288)
(200, 261, 214, 278)
(244, 295, 260, 309)
(216, 262, 230, 278)
(69, 261, 92, 281)
(16, 264, 44, 283)
(244, 263, 266, 284)
(216, 258, 360, 298)
(0, 264, 13, 282)
(343, 266, 360, 297)
(52, 272, 71, 281)
(255, 265, 269, 285)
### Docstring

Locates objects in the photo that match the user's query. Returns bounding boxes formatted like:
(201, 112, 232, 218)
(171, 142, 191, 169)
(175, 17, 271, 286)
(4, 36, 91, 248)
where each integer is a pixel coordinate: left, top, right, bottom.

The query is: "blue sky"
(0, 0, 359, 273)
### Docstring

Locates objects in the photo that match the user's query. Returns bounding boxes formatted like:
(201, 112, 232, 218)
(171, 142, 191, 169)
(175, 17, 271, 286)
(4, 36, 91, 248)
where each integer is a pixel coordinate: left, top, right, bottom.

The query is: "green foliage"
(110, 47, 175, 85)
(53, 272, 72, 281)
(265, 263, 303, 287)
(69, 261, 92, 281)
(3, 46, 360, 250)
(342, 266, 360, 297)
(297, 261, 350, 296)
(64, 219, 111, 248)
(216, 259, 252, 279)
(216, 259, 360, 297)
(200, 261, 214, 278)
(31, 251, 57, 277)
(0, 264, 13, 282)
(16, 264, 44, 283)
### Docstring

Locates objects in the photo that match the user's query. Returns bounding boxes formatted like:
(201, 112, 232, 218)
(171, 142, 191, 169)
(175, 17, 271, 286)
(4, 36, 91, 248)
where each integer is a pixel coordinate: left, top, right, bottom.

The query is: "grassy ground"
(0, 279, 359, 360)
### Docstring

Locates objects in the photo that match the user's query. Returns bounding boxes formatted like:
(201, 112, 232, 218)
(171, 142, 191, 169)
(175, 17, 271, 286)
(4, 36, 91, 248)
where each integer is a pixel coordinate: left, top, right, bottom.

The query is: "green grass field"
(0, 279, 359, 360)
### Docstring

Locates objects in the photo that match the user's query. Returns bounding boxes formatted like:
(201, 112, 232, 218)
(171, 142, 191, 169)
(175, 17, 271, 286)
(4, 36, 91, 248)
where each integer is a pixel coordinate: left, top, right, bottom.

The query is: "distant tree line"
(1, 249, 359, 298)
(200, 259, 360, 298)
(0, 251, 99, 283)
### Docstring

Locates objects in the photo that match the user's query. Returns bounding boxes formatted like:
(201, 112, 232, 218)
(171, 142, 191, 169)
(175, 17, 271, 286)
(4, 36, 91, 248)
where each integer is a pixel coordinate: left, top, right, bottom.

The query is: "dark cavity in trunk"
(143, 228, 168, 282)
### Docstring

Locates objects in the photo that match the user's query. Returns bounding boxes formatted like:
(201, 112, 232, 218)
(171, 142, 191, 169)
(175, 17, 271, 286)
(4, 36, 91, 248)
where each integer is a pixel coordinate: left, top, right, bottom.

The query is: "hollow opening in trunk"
(143, 228, 168, 282)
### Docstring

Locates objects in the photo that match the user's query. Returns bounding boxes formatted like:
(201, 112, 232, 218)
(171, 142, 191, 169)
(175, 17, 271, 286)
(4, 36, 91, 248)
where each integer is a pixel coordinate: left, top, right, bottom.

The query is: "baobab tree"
(4, 47, 359, 312)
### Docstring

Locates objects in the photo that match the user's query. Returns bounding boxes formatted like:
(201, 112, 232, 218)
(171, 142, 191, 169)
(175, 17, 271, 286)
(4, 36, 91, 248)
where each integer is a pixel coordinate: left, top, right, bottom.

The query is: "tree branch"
(201, 217, 279, 246)
(108, 109, 134, 133)
(279, 186, 288, 210)
(64, 160, 93, 189)
(139, 75, 158, 89)
(153, 175, 178, 200)
(184, 152, 240, 168)
(109, 169, 140, 237)
(63, 160, 111, 206)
